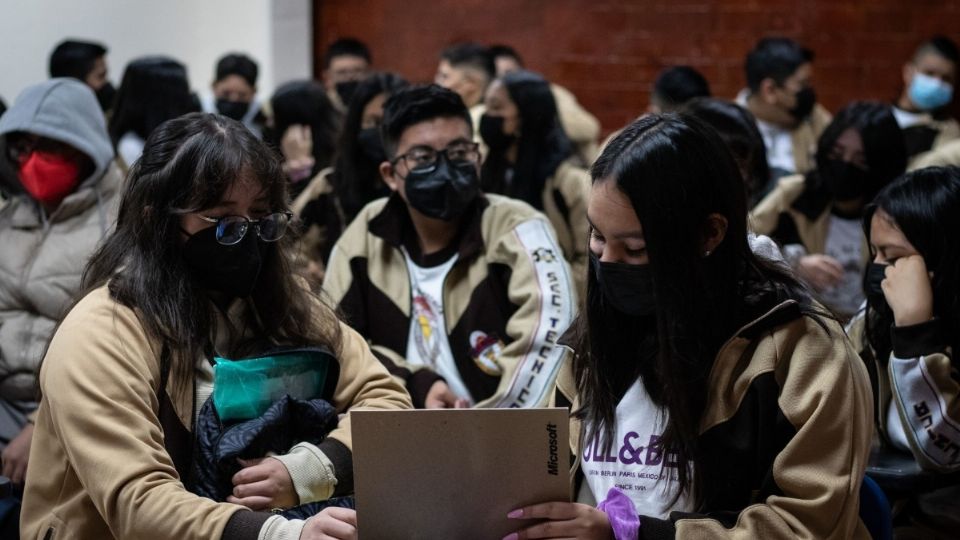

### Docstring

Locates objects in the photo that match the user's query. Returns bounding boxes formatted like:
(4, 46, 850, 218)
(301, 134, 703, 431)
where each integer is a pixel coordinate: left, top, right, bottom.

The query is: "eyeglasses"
(391, 141, 480, 174)
(196, 212, 294, 246)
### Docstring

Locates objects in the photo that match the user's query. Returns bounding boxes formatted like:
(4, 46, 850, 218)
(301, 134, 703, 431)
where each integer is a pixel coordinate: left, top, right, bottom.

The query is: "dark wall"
(314, 0, 960, 134)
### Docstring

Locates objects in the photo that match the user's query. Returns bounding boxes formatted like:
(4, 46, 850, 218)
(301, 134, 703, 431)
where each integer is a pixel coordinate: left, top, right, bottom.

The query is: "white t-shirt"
(818, 215, 865, 318)
(756, 119, 796, 175)
(577, 378, 694, 519)
(402, 249, 474, 403)
(736, 89, 795, 175)
(117, 132, 145, 167)
(892, 106, 929, 130)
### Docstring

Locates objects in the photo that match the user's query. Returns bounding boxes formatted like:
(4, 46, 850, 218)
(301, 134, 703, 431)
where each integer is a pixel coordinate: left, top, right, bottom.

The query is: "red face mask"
(18, 151, 81, 205)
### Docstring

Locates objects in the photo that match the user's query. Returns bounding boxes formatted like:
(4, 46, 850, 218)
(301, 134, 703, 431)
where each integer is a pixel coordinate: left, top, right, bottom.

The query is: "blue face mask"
(909, 72, 954, 111)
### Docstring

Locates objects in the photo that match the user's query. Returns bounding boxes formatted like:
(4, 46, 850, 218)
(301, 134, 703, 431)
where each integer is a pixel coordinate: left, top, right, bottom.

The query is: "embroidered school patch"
(470, 330, 505, 376)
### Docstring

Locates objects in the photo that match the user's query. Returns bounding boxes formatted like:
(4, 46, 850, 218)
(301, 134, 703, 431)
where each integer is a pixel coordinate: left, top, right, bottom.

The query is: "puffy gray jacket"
(0, 78, 121, 401)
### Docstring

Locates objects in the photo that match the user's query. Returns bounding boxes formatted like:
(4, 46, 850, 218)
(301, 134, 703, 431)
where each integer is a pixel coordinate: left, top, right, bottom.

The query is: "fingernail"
(502, 534, 519, 540)
(507, 509, 523, 518)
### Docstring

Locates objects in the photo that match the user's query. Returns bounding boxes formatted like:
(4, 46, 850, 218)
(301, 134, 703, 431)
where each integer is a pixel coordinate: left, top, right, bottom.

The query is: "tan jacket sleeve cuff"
(272, 442, 337, 505)
(257, 515, 305, 540)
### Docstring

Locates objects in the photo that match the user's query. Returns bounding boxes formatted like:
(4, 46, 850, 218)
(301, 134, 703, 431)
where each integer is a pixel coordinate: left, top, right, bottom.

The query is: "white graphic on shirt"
(578, 378, 694, 519)
(402, 249, 473, 402)
(819, 215, 864, 318)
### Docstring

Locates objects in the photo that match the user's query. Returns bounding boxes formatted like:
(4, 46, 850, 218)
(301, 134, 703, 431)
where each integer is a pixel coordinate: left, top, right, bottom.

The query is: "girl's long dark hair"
(679, 97, 770, 204)
(329, 72, 408, 221)
(268, 80, 340, 183)
(108, 56, 198, 147)
(480, 70, 572, 210)
(83, 113, 342, 395)
(863, 166, 960, 363)
(571, 114, 827, 507)
(793, 101, 907, 219)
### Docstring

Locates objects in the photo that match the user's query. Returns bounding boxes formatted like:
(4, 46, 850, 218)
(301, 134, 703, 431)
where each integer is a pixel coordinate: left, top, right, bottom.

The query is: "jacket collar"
(368, 192, 489, 265)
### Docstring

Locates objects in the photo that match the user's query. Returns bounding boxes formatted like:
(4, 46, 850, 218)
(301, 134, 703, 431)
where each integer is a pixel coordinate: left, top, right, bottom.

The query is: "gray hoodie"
(0, 78, 123, 404)
(0, 78, 115, 194)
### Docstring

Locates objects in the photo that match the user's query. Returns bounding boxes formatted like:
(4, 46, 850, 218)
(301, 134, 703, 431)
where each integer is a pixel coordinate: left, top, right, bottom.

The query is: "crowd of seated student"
(0, 30, 958, 539)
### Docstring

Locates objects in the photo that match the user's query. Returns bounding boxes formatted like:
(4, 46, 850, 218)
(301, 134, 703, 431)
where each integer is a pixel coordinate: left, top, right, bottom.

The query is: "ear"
(759, 78, 779, 105)
(701, 213, 729, 257)
(380, 161, 400, 192)
(902, 62, 915, 87)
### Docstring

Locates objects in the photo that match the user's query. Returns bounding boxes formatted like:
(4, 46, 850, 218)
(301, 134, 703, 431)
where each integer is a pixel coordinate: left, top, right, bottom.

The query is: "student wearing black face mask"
(503, 114, 872, 540)
(737, 37, 832, 182)
(49, 39, 116, 113)
(480, 70, 590, 295)
(323, 85, 576, 411)
(200, 53, 267, 138)
(287, 73, 408, 284)
(20, 113, 411, 540)
(321, 38, 372, 116)
(751, 102, 907, 320)
(847, 167, 960, 537)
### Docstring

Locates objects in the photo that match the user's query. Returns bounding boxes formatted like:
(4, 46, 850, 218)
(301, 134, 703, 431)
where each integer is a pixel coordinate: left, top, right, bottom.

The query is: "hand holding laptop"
(302, 507, 358, 540)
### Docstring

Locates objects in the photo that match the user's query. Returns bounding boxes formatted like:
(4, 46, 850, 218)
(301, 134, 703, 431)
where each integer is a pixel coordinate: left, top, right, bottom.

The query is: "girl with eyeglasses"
(21, 113, 410, 540)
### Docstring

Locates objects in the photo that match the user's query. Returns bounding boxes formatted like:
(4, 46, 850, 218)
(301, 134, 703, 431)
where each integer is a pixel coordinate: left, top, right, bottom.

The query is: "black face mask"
(403, 153, 480, 221)
(789, 86, 817, 121)
(216, 99, 250, 121)
(335, 81, 360, 106)
(865, 262, 889, 310)
(591, 252, 656, 316)
(479, 114, 516, 152)
(182, 226, 266, 299)
(820, 159, 870, 202)
(96, 82, 116, 111)
(357, 127, 387, 164)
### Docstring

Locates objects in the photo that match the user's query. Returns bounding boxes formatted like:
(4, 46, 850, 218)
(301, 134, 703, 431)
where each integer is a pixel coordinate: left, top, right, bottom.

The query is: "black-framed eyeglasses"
(196, 212, 294, 246)
(390, 141, 480, 174)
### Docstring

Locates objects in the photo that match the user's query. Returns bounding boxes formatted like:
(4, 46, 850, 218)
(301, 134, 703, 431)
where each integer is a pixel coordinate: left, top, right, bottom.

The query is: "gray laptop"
(351, 408, 570, 539)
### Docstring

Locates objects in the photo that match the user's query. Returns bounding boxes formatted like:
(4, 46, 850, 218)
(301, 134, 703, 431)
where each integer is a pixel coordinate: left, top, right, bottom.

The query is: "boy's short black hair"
(914, 35, 960, 65)
(323, 38, 372, 69)
(744, 37, 814, 93)
(215, 53, 258, 87)
(380, 84, 472, 158)
(49, 39, 108, 80)
(440, 43, 496, 81)
(489, 44, 524, 67)
(652, 66, 711, 110)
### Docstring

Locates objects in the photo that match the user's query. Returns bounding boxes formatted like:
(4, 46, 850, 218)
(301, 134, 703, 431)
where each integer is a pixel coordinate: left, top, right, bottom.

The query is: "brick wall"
(314, 0, 960, 134)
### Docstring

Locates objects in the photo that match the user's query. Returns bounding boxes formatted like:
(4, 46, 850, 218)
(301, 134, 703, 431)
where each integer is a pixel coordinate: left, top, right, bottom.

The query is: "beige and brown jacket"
(21, 285, 411, 540)
(848, 314, 960, 472)
(553, 300, 874, 539)
(323, 193, 577, 409)
(541, 160, 591, 296)
(749, 173, 870, 269)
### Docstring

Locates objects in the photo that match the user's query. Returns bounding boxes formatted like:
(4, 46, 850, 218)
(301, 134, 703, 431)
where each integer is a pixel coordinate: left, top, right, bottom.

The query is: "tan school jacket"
(908, 137, 960, 170)
(790, 103, 833, 176)
(21, 285, 411, 540)
(323, 193, 577, 409)
(552, 300, 874, 539)
(541, 160, 591, 297)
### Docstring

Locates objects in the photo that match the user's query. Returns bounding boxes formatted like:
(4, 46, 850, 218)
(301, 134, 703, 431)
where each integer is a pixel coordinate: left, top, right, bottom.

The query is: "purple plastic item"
(597, 487, 641, 540)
